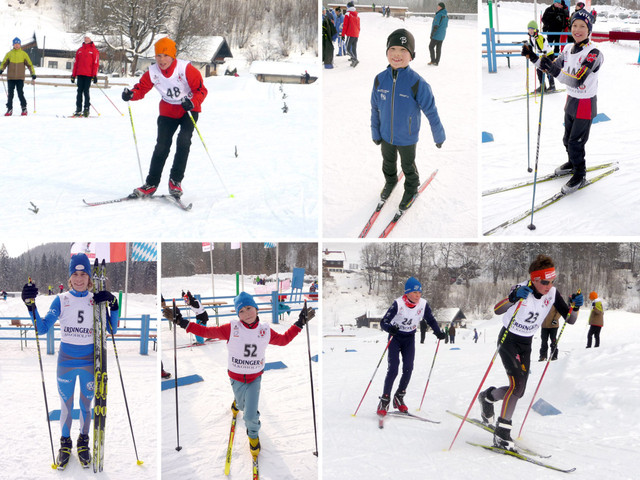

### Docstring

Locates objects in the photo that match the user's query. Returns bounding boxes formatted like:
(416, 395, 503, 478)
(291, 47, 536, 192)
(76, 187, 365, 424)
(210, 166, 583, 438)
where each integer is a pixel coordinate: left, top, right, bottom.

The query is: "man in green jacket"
(0, 37, 36, 116)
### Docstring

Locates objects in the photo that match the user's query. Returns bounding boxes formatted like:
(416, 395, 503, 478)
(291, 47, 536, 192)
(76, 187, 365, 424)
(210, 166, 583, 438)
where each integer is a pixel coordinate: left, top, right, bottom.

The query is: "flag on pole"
(131, 242, 157, 262)
(230, 242, 241, 250)
(70, 242, 127, 263)
(202, 242, 214, 252)
(264, 242, 276, 248)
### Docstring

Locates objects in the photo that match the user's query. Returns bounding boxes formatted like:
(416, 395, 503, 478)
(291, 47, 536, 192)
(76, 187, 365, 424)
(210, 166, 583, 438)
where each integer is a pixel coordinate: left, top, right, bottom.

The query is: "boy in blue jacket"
(371, 29, 446, 210)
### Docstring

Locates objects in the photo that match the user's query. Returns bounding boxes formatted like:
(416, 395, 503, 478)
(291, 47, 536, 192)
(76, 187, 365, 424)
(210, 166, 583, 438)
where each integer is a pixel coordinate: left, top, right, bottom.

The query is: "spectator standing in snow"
(342, 1, 361, 67)
(376, 277, 446, 416)
(448, 322, 456, 344)
(169, 291, 314, 460)
(524, 21, 556, 93)
(0, 37, 36, 116)
(522, 10, 602, 195)
(71, 35, 100, 117)
(323, 8, 337, 68)
(122, 37, 207, 199)
(478, 254, 583, 450)
(428, 2, 449, 66)
(335, 7, 345, 56)
(371, 29, 446, 211)
(538, 305, 560, 361)
(587, 291, 604, 348)
(473, 328, 478, 343)
(541, 1, 569, 55)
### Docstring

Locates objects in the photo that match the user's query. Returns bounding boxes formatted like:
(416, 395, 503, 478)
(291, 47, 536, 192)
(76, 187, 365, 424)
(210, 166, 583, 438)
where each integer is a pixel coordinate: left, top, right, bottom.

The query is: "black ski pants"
(429, 39, 443, 64)
(75, 75, 92, 112)
(587, 325, 601, 348)
(381, 140, 419, 195)
(6, 79, 26, 110)
(146, 112, 198, 186)
(383, 333, 416, 396)
(539, 327, 558, 359)
(563, 112, 592, 176)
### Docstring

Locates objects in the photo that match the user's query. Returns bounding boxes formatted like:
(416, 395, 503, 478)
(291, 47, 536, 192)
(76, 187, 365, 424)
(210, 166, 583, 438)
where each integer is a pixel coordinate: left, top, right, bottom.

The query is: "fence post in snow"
(140, 315, 150, 355)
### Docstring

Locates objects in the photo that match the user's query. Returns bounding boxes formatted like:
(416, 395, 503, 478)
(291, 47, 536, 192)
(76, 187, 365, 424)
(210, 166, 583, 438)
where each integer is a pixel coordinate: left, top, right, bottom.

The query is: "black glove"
(173, 310, 190, 329)
(521, 44, 539, 63)
(388, 324, 399, 336)
(436, 330, 447, 340)
(295, 306, 316, 328)
(181, 97, 194, 112)
(21, 282, 39, 312)
(0, 69, 3, 75)
(93, 76, 97, 84)
(373, 138, 382, 146)
(71, 76, 76, 83)
(32, 74, 36, 80)
(122, 88, 133, 101)
(435, 142, 443, 148)
(94, 291, 118, 310)
(540, 56, 561, 77)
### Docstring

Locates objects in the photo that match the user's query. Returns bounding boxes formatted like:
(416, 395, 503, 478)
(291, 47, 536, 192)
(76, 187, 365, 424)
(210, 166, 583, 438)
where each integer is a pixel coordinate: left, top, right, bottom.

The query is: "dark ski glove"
(122, 88, 133, 101)
(295, 305, 316, 328)
(173, 310, 190, 329)
(181, 97, 194, 112)
(21, 282, 39, 312)
(94, 290, 119, 310)
(509, 284, 533, 303)
(373, 138, 382, 146)
(540, 56, 561, 77)
(521, 44, 539, 63)
(435, 142, 443, 148)
(436, 330, 447, 340)
(388, 324, 399, 336)
(569, 292, 584, 310)
(71, 76, 75, 83)
(93, 76, 98, 84)
(32, 74, 36, 80)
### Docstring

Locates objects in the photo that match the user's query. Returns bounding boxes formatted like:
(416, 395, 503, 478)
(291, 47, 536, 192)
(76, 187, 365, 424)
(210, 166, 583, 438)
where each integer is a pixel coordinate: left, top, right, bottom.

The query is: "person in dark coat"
(322, 9, 337, 68)
(542, 1, 570, 55)
(428, 3, 449, 66)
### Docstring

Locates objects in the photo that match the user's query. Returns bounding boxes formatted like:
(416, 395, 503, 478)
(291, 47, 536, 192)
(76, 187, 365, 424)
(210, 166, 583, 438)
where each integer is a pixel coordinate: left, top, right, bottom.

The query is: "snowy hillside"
(481, 2, 640, 236)
(0, 293, 158, 479)
(0, 2, 319, 240)
(161, 274, 319, 480)
(323, 12, 478, 238)
(322, 270, 640, 479)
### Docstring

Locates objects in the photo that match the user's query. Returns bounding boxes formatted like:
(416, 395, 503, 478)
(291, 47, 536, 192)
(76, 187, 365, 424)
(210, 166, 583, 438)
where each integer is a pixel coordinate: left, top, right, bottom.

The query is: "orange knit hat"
(589, 291, 598, 300)
(155, 37, 176, 58)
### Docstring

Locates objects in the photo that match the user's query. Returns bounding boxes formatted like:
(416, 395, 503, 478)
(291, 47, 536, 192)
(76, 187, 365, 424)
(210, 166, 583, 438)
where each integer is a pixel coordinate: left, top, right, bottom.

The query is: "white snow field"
(322, 270, 640, 480)
(0, 292, 158, 479)
(161, 273, 319, 480)
(481, 2, 640, 236)
(323, 12, 479, 238)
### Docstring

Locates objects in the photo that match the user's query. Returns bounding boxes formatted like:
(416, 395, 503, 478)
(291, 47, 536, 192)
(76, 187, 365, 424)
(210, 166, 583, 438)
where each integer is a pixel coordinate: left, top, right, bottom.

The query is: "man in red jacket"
(122, 37, 208, 198)
(342, 1, 361, 67)
(71, 35, 100, 117)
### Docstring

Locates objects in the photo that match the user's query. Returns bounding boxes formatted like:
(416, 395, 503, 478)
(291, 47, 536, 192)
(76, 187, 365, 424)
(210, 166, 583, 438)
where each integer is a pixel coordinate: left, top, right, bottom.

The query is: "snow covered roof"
(434, 308, 466, 324)
(183, 36, 232, 63)
(323, 251, 346, 262)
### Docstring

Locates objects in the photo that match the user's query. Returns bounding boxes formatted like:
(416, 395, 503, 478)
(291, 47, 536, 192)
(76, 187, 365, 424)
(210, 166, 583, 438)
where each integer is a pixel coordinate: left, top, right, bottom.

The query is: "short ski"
(252, 456, 259, 480)
(446, 410, 549, 458)
(358, 173, 404, 238)
(492, 89, 566, 103)
(483, 162, 617, 196)
(83, 194, 192, 211)
(224, 413, 237, 475)
(386, 411, 440, 424)
(484, 167, 619, 236)
(379, 169, 438, 238)
(467, 442, 575, 473)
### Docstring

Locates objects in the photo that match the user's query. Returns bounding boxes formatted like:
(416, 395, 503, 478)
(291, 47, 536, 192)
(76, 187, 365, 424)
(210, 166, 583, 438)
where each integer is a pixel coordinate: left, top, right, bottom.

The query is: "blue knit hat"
(404, 277, 422, 294)
(69, 253, 92, 277)
(571, 9, 594, 33)
(234, 292, 258, 312)
(12, 37, 21, 45)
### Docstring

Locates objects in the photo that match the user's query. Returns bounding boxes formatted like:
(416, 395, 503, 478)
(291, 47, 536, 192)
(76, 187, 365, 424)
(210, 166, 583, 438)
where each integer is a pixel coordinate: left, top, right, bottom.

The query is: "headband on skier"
(530, 267, 556, 283)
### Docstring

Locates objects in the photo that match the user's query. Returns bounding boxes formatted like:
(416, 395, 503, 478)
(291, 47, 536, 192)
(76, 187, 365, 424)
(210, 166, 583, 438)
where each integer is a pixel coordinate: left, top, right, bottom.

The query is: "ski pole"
(110, 332, 144, 465)
(527, 72, 545, 231)
(352, 336, 393, 417)
(26, 292, 57, 469)
(172, 299, 182, 451)
(1, 74, 6, 96)
(418, 338, 441, 411)
(32, 79, 36, 113)
(188, 111, 233, 198)
(98, 86, 124, 116)
(517, 290, 580, 438)
(526, 61, 532, 173)
(91, 103, 100, 117)
(127, 104, 145, 184)
(448, 291, 529, 451)
(302, 300, 319, 456)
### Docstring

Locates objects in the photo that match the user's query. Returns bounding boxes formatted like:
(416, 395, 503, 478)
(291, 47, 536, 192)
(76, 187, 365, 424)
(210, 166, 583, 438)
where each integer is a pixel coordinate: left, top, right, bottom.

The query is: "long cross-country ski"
(93, 259, 108, 472)
(83, 194, 192, 211)
(483, 162, 618, 196)
(378, 169, 439, 238)
(386, 411, 440, 424)
(492, 88, 566, 103)
(466, 442, 576, 474)
(484, 166, 619, 236)
(359, 173, 404, 238)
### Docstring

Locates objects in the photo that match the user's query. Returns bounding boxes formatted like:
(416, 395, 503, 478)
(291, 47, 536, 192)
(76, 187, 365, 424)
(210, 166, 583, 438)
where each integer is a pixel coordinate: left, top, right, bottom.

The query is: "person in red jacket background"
(122, 37, 208, 198)
(342, 1, 361, 67)
(71, 35, 100, 117)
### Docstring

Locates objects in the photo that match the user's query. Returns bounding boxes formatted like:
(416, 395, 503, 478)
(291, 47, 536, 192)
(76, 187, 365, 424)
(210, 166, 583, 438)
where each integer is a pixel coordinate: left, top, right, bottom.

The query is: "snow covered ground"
(322, 270, 640, 480)
(481, 2, 640, 236)
(161, 273, 319, 480)
(323, 12, 478, 238)
(0, 3, 319, 240)
(0, 292, 158, 479)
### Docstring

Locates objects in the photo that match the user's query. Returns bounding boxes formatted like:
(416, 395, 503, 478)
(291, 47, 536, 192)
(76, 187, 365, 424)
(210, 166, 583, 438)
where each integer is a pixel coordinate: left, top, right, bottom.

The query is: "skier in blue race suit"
(376, 277, 446, 416)
(21, 253, 119, 470)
